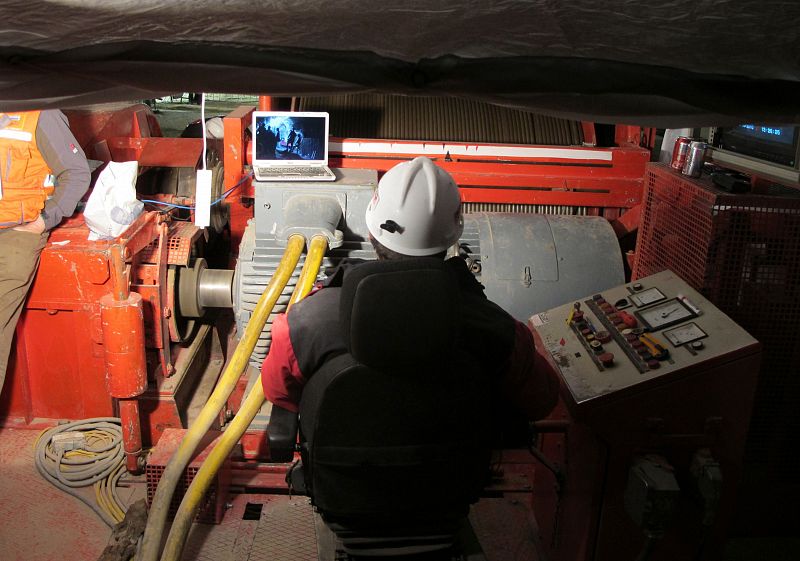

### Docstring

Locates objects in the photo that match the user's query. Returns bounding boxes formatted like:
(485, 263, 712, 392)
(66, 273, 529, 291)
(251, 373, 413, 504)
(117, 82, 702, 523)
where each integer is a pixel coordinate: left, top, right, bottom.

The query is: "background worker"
(0, 109, 91, 392)
(261, 156, 560, 425)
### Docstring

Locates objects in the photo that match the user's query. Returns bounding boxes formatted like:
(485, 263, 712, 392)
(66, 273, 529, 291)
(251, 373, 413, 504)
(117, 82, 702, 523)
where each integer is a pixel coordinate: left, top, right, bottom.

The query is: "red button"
(599, 352, 615, 367)
(618, 311, 638, 328)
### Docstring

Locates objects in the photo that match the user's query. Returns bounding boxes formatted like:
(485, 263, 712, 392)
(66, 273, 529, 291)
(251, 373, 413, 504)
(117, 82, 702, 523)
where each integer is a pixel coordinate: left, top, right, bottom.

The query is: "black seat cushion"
(299, 355, 489, 526)
(339, 258, 461, 373)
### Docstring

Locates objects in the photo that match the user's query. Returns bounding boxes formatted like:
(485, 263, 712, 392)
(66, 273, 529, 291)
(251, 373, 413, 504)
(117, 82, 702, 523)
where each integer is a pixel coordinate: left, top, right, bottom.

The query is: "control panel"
(530, 269, 759, 410)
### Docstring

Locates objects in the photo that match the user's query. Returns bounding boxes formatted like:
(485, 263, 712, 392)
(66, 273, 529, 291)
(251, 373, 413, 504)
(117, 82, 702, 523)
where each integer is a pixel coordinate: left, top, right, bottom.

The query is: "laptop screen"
(252, 111, 329, 166)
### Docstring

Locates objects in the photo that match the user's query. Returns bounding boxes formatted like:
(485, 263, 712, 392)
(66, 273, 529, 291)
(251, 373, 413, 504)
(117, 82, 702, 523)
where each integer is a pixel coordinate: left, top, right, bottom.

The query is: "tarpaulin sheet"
(0, 0, 798, 126)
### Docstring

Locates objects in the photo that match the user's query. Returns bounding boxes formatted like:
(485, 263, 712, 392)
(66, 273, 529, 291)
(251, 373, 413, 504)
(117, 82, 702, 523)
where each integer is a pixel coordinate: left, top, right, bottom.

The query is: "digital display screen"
(717, 123, 799, 168)
(736, 124, 795, 146)
(254, 115, 327, 162)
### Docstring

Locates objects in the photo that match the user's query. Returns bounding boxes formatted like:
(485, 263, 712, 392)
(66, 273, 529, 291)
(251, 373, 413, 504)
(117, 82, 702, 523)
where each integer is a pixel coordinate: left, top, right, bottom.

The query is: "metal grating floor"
(183, 494, 317, 561)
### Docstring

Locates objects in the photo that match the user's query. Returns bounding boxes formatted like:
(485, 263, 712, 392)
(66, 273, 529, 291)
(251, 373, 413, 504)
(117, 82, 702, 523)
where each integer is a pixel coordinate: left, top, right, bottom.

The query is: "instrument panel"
(530, 270, 759, 409)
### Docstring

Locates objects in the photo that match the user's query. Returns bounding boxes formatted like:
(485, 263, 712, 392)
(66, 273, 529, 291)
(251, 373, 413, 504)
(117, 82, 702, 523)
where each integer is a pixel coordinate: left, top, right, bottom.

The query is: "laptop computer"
(251, 111, 336, 181)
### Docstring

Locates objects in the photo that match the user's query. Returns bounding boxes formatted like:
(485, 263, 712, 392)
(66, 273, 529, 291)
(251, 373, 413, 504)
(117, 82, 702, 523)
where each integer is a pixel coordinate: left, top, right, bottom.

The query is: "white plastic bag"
(84, 161, 144, 241)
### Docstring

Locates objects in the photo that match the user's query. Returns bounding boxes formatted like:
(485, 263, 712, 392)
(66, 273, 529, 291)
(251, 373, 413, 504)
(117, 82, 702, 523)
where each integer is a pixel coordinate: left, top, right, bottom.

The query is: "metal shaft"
(197, 268, 234, 309)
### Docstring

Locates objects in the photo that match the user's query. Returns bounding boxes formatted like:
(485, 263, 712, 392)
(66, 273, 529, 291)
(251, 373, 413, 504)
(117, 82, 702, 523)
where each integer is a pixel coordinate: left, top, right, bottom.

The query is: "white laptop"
(251, 111, 336, 181)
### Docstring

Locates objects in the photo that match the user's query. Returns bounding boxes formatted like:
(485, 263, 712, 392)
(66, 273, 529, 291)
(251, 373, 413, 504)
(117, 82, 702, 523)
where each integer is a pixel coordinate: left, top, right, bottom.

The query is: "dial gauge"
(630, 287, 666, 307)
(634, 298, 697, 330)
(663, 322, 708, 347)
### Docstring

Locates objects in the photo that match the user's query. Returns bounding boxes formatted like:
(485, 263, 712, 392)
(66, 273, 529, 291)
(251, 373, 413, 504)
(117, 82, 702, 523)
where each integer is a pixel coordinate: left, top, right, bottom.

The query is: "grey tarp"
(0, 0, 798, 126)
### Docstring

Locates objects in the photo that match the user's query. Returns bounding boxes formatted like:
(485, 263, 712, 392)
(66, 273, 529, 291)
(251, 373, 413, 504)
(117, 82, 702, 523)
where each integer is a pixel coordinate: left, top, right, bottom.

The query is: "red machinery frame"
(222, 105, 651, 254)
(0, 106, 218, 472)
(1, 101, 652, 471)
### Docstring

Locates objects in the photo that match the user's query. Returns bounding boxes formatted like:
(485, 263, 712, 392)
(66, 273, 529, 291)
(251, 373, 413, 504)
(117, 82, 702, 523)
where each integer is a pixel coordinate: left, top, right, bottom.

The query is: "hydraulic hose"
(288, 235, 328, 308)
(161, 382, 265, 561)
(159, 236, 328, 561)
(139, 233, 305, 561)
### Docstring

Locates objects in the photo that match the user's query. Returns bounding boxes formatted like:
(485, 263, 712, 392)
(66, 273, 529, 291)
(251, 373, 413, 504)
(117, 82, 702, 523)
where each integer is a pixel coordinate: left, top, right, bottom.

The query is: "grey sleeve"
(36, 110, 91, 230)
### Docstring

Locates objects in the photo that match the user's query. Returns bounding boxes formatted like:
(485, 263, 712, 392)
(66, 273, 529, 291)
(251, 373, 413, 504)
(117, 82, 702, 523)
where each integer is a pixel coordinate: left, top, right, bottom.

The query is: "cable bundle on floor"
(34, 417, 127, 527)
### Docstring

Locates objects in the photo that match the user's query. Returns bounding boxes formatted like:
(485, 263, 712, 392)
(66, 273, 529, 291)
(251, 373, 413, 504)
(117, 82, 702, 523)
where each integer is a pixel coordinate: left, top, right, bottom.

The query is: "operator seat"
(268, 258, 492, 559)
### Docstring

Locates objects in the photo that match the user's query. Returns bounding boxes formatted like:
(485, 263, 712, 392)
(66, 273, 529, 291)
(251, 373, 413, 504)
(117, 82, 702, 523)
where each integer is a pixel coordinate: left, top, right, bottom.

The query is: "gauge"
(662, 322, 708, 347)
(634, 298, 697, 330)
(630, 287, 666, 307)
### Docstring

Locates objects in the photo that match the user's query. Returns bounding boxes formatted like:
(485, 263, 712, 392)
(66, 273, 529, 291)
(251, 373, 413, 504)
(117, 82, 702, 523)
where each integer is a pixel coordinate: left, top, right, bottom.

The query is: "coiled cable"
(34, 418, 126, 527)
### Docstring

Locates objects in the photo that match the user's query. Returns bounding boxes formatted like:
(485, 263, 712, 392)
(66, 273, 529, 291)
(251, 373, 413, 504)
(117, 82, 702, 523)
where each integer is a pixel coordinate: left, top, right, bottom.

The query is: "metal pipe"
(109, 244, 128, 301)
(258, 96, 274, 111)
(139, 234, 306, 561)
(119, 399, 144, 473)
(160, 236, 328, 561)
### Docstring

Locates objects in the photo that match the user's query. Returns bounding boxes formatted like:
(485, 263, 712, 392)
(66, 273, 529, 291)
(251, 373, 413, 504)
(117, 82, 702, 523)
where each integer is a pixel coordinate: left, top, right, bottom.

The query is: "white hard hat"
(365, 157, 463, 256)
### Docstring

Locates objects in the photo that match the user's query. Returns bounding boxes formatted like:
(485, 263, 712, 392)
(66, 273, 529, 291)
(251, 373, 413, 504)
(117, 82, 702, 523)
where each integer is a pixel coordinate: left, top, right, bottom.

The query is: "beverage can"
(682, 141, 708, 178)
(670, 137, 693, 170)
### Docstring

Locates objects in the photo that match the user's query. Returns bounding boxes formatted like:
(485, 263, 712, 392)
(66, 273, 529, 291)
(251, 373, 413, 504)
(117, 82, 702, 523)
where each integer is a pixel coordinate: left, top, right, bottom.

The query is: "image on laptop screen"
(254, 112, 328, 163)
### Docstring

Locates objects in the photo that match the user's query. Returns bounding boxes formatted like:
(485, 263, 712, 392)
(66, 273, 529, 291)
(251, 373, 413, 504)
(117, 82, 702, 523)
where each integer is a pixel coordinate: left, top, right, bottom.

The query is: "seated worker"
(0, 110, 90, 392)
(261, 156, 560, 425)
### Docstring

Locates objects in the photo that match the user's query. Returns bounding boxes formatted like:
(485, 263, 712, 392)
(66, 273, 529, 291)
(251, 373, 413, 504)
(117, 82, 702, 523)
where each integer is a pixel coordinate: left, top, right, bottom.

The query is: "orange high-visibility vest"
(0, 111, 54, 227)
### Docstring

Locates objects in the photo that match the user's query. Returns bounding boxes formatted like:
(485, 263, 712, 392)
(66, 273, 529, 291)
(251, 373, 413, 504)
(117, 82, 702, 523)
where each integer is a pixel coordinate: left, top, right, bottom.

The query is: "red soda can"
(670, 137, 692, 170)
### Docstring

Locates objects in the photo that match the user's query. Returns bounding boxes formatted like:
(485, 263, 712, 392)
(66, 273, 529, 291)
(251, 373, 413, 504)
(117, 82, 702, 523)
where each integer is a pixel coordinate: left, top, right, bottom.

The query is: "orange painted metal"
(119, 399, 144, 473)
(223, 106, 256, 265)
(104, 137, 204, 168)
(581, 122, 598, 146)
(99, 292, 147, 398)
(614, 125, 642, 146)
(258, 96, 275, 111)
(99, 263, 148, 474)
(65, 104, 163, 163)
(328, 138, 650, 212)
(65, 105, 203, 169)
(610, 203, 642, 238)
(0, 212, 184, 432)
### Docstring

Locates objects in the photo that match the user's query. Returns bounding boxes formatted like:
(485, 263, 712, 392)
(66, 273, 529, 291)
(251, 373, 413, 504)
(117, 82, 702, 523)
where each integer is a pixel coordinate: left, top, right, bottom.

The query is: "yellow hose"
(160, 382, 265, 561)
(139, 234, 305, 561)
(159, 236, 328, 561)
(288, 235, 328, 308)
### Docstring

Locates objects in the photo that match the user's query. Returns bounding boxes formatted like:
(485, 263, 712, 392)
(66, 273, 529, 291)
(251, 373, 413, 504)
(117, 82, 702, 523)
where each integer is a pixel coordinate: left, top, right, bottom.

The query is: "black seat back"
(298, 258, 491, 530)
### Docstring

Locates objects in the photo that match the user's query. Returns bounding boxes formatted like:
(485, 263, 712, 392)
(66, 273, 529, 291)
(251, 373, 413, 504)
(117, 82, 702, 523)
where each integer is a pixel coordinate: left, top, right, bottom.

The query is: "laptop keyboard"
(255, 166, 332, 177)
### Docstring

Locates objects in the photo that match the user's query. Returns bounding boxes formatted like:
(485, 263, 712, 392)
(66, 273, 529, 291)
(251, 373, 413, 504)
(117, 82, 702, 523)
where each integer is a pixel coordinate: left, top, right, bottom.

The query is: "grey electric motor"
(233, 169, 624, 368)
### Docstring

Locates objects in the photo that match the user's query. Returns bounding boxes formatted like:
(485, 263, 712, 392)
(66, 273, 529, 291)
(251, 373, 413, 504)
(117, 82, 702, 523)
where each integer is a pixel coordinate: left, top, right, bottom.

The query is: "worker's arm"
(499, 321, 560, 421)
(260, 313, 306, 414)
(36, 110, 91, 230)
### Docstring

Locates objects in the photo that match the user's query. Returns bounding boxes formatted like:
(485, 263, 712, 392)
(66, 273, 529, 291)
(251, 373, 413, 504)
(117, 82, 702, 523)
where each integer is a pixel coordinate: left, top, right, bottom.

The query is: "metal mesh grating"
(299, 93, 584, 146)
(146, 430, 230, 524)
(633, 163, 800, 481)
(139, 221, 200, 266)
(462, 202, 588, 215)
(145, 464, 226, 524)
